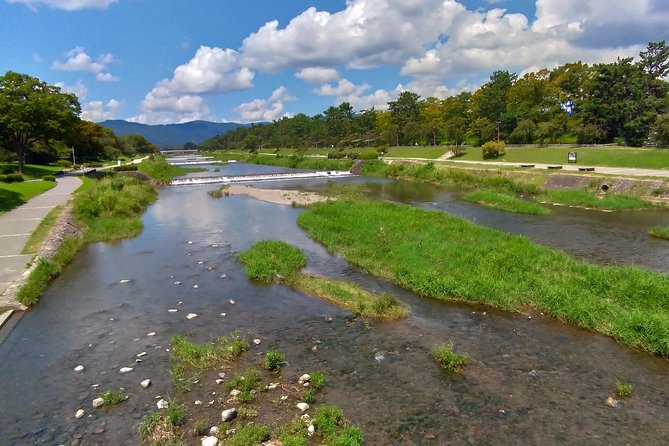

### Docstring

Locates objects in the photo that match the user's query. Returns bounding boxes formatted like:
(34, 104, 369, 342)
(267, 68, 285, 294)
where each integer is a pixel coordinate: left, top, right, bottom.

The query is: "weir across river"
(169, 170, 354, 185)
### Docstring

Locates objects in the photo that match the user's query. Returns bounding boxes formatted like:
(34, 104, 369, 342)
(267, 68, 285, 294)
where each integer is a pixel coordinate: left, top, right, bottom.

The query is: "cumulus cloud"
(7, 0, 116, 10)
(51, 47, 119, 81)
(295, 67, 340, 84)
(55, 79, 88, 100)
(81, 99, 121, 122)
(234, 86, 295, 122)
(132, 93, 209, 125)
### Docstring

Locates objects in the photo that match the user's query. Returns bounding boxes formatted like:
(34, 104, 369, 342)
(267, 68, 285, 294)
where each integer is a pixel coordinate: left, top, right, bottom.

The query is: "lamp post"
(71, 146, 76, 167)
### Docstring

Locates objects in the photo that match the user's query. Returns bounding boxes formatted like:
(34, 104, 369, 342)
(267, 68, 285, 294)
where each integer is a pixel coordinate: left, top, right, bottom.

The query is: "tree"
(473, 70, 517, 126)
(651, 113, 669, 147)
(0, 71, 81, 172)
(388, 91, 420, 145)
(639, 40, 669, 98)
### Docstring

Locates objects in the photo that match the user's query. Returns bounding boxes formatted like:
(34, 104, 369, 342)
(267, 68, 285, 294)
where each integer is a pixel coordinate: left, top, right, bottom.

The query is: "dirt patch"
(227, 185, 329, 206)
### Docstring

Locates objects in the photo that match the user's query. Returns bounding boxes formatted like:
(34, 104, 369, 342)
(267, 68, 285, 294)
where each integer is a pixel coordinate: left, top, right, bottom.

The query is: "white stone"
(198, 261, 204, 265)
(194, 400, 203, 405)
(267, 383, 278, 390)
(218, 372, 226, 379)
(209, 426, 220, 435)
(168, 309, 178, 313)
(229, 299, 235, 305)
(187, 241, 194, 244)
(119, 367, 134, 374)
(157, 399, 169, 409)
(201, 436, 218, 446)
(187, 313, 198, 320)
(75, 409, 85, 419)
(137, 352, 147, 357)
(307, 424, 315, 436)
(119, 279, 130, 284)
(74, 365, 84, 372)
(174, 281, 182, 285)
(298, 374, 311, 384)
(220, 313, 227, 317)
(221, 408, 237, 422)
(193, 285, 199, 289)
(229, 389, 240, 397)
(147, 332, 156, 337)
(296, 402, 310, 413)
(215, 379, 224, 385)
(140, 379, 152, 388)
(92, 398, 104, 408)
(253, 339, 261, 345)
(280, 395, 288, 401)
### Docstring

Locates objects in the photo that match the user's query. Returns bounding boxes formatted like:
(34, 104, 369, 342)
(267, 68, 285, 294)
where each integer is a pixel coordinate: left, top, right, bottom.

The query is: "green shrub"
(0, 174, 6, 182)
(56, 160, 72, 168)
(431, 343, 468, 372)
(358, 150, 378, 160)
(1, 173, 24, 183)
(238, 240, 307, 284)
(100, 389, 126, 405)
(481, 140, 506, 159)
(615, 380, 633, 398)
(0, 165, 14, 174)
(328, 151, 347, 159)
(226, 423, 271, 446)
(42, 175, 56, 182)
(264, 349, 285, 371)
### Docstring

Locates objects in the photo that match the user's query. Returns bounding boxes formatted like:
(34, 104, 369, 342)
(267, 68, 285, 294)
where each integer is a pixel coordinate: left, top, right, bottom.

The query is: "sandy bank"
(227, 185, 329, 206)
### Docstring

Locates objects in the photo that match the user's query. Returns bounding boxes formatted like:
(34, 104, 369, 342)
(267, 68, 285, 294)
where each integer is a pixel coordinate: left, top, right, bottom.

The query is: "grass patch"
(276, 418, 309, 446)
(138, 402, 189, 446)
(0, 163, 63, 178)
(309, 372, 326, 390)
(138, 156, 205, 182)
(464, 189, 551, 215)
(615, 380, 633, 398)
(296, 275, 409, 319)
(21, 206, 64, 254)
(384, 146, 449, 159)
(313, 405, 364, 446)
(297, 199, 669, 356)
(431, 343, 468, 372)
(226, 369, 263, 402)
(537, 189, 651, 210)
(222, 422, 271, 446)
(264, 349, 285, 371)
(73, 175, 157, 243)
(238, 240, 307, 285)
(457, 146, 669, 170)
(208, 184, 230, 198)
(100, 389, 126, 405)
(0, 180, 55, 214)
(649, 226, 669, 240)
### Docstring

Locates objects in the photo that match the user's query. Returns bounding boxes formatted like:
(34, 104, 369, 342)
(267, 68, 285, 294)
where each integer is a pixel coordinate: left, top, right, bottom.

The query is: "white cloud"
(295, 67, 340, 84)
(7, 0, 116, 10)
(234, 86, 295, 122)
(81, 99, 121, 122)
(132, 92, 209, 125)
(51, 47, 119, 81)
(55, 79, 87, 100)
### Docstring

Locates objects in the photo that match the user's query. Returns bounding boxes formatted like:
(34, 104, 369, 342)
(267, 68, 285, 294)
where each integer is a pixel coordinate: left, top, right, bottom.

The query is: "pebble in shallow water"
(141, 379, 151, 388)
(74, 365, 84, 372)
(187, 313, 198, 320)
(119, 367, 134, 374)
(75, 409, 84, 419)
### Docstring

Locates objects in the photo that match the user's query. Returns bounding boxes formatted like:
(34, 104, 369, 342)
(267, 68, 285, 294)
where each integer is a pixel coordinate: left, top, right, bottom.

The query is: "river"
(0, 163, 668, 445)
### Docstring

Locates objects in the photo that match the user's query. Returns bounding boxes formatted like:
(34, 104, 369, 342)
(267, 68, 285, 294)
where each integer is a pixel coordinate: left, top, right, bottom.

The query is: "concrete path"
(383, 157, 669, 178)
(0, 176, 81, 301)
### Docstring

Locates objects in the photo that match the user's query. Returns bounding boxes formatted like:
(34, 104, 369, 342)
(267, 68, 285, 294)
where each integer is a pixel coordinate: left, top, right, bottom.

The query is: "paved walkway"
(0, 176, 81, 306)
(383, 157, 669, 178)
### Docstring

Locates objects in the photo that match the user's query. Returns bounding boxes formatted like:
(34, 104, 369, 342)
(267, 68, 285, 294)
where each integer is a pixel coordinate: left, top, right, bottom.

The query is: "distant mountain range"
(99, 120, 248, 148)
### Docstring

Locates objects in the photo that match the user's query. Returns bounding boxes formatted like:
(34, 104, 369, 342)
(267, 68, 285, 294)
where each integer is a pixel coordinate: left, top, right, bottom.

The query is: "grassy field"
(457, 146, 669, 169)
(298, 199, 669, 356)
(464, 189, 551, 215)
(0, 163, 64, 179)
(0, 180, 56, 214)
(384, 146, 449, 159)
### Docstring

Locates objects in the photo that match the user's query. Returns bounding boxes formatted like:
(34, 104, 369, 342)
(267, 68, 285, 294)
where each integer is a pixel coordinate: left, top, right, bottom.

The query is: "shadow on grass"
(0, 189, 24, 213)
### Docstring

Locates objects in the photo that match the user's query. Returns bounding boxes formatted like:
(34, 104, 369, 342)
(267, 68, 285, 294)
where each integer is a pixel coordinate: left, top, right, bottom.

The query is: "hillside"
(99, 120, 247, 148)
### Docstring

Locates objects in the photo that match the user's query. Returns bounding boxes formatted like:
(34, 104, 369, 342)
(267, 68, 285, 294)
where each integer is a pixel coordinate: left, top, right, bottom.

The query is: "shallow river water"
(1, 163, 668, 445)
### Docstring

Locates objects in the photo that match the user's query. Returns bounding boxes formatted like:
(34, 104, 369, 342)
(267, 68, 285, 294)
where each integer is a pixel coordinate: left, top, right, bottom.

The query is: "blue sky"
(1, 0, 666, 124)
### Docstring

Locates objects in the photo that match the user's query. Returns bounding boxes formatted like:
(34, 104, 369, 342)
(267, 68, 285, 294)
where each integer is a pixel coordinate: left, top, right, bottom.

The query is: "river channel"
(0, 163, 668, 445)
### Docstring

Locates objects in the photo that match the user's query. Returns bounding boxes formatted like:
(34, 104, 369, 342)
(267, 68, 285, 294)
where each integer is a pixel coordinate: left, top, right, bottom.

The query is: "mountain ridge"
(99, 119, 248, 148)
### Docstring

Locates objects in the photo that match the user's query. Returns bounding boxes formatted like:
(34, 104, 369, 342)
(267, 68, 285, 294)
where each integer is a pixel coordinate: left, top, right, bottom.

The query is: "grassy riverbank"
(297, 199, 669, 356)
(16, 175, 157, 306)
(649, 226, 669, 240)
(21, 206, 64, 254)
(239, 240, 409, 319)
(537, 189, 652, 210)
(138, 156, 205, 182)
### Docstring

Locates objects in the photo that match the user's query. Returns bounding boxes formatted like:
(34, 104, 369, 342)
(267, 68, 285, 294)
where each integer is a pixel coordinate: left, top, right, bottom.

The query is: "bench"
(547, 165, 563, 170)
(578, 167, 595, 172)
(520, 164, 535, 168)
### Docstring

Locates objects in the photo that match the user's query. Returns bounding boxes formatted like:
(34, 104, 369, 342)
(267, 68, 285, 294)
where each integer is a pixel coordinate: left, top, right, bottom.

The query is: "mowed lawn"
(0, 180, 56, 214)
(457, 146, 669, 169)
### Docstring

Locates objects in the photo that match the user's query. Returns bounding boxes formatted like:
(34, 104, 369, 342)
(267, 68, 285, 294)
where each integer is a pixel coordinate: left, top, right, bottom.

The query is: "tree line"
(203, 41, 669, 151)
(0, 71, 158, 173)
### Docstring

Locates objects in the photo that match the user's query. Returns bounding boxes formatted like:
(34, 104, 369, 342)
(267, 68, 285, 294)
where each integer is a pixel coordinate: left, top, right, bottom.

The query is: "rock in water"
(186, 313, 198, 320)
(140, 379, 151, 388)
(297, 402, 310, 413)
(221, 408, 237, 422)
(253, 339, 261, 345)
(75, 409, 85, 419)
(74, 365, 84, 372)
(201, 437, 218, 446)
(157, 399, 169, 409)
(119, 367, 134, 374)
(92, 398, 104, 408)
(298, 374, 311, 385)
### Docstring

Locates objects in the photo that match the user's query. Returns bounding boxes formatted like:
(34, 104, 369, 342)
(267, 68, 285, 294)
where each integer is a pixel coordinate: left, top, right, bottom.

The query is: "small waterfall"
(169, 170, 353, 186)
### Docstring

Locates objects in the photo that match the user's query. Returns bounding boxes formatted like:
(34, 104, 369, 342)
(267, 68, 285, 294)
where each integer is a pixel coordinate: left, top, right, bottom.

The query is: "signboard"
(568, 152, 577, 163)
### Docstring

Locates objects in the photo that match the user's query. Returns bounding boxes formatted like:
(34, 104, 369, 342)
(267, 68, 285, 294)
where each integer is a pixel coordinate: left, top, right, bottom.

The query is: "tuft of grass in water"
(312, 405, 364, 446)
(171, 334, 249, 369)
(464, 189, 551, 215)
(208, 185, 230, 198)
(296, 275, 409, 319)
(649, 226, 669, 240)
(226, 369, 263, 393)
(297, 199, 669, 356)
(166, 401, 188, 427)
(224, 422, 271, 446)
(138, 404, 189, 445)
(264, 349, 285, 371)
(276, 418, 309, 446)
(309, 372, 326, 390)
(237, 406, 259, 419)
(100, 389, 126, 405)
(615, 380, 633, 398)
(537, 189, 651, 210)
(431, 343, 468, 372)
(21, 206, 64, 254)
(303, 388, 316, 403)
(238, 240, 307, 285)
